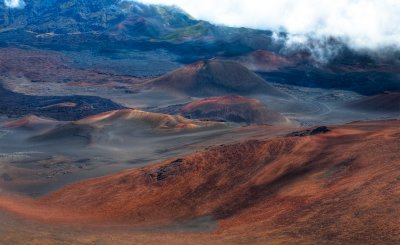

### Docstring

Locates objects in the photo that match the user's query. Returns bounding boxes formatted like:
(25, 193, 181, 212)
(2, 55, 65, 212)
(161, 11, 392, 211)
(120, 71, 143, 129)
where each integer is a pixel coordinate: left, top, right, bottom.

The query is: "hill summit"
(149, 60, 288, 97)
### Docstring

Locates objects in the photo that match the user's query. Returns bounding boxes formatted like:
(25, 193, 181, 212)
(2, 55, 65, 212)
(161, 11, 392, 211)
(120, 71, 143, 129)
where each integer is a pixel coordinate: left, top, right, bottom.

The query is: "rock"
(1, 173, 13, 182)
(287, 126, 330, 137)
(153, 158, 184, 181)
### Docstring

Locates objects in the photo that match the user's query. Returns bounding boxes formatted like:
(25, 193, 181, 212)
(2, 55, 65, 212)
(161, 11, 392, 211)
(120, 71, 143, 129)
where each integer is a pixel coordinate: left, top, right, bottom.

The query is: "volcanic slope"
(180, 95, 290, 125)
(1, 120, 399, 244)
(235, 49, 297, 72)
(32, 109, 226, 143)
(148, 60, 288, 97)
(347, 92, 400, 112)
(3, 115, 59, 132)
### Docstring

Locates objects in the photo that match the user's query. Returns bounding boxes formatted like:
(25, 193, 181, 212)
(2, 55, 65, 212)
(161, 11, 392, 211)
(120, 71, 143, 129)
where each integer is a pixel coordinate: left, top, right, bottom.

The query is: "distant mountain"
(1, 1, 398, 95)
(0, 0, 278, 57)
(258, 60, 400, 95)
(0, 0, 196, 36)
(149, 60, 288, 97)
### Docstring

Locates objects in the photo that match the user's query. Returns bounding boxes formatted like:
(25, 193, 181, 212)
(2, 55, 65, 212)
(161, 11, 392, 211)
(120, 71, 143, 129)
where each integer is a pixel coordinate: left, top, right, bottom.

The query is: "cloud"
(137, 0, 400, 52)
(4, 0, 25, 8)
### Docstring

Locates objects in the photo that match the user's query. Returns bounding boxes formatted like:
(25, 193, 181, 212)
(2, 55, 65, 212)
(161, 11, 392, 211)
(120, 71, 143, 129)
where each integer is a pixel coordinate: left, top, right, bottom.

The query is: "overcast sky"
(138, 0, 400, 51)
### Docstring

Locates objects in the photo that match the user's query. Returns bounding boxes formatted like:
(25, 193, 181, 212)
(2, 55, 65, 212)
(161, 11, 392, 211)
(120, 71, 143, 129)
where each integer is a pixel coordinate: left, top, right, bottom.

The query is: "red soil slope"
(76, 109, 222, 130)
(3, 115, 59, 131)
(149, 59, 288, 97)
(30, 109, 226, 143)
(1, 120, 399, 244)
(237, 50, 296, 72)
(347, 92, 400, 112)
(180, 95, 289, 125)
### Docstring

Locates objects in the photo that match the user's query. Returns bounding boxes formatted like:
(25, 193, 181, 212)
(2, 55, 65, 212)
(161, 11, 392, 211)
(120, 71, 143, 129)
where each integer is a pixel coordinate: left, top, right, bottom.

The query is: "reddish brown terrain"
(180, 95, 290, 125)
(236, 49, 297, 72)
(76, 109, 223, 129)
(3, 115, 58, 131)
(1, 120, 399, 244)
(32, 109, 226, 142)
(0, 48, 143, 87)
(149, 59, 288, 97)
(347, 92, 400, 112)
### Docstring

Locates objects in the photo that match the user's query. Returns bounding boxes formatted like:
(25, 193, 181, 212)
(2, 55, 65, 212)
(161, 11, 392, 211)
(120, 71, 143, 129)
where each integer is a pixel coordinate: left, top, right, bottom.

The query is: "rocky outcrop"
(286, 126, 330, 137)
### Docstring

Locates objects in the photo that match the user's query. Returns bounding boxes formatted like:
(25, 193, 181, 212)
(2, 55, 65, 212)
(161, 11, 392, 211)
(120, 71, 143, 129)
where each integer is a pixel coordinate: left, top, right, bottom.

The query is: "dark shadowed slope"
(148, 60, 288, 97)
(180, 95, 290, 125)
(0, 84, 125, 121)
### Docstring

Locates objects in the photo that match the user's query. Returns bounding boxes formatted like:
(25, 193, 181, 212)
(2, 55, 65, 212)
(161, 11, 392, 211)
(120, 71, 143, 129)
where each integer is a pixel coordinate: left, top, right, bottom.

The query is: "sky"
(137, 0, 400, 51)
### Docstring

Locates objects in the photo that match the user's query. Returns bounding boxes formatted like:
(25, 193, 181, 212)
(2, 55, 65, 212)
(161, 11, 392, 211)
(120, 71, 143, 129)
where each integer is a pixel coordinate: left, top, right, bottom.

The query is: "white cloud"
(138, 0, 400, 51)
(4, 0, 25, 8)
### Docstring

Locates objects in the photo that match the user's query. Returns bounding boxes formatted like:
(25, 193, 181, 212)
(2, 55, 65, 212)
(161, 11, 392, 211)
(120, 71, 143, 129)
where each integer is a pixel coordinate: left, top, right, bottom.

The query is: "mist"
(138, 0, 400, 53)
(3, 0, 25, 8)
(4, 0, 400, 61)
